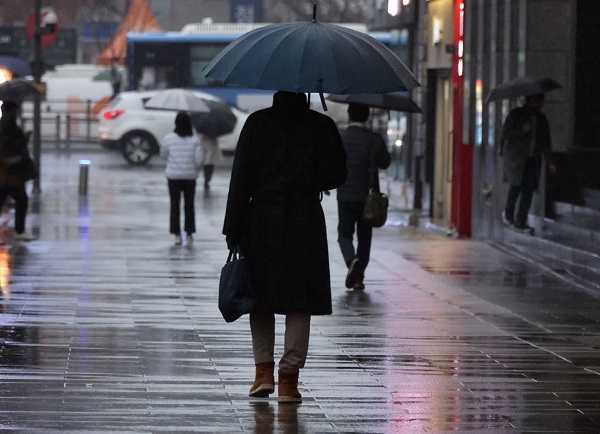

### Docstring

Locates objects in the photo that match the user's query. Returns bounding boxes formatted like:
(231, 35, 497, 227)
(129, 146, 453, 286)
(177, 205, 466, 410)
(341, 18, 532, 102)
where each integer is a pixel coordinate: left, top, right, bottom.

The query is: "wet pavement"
(2, 149, 600, 432)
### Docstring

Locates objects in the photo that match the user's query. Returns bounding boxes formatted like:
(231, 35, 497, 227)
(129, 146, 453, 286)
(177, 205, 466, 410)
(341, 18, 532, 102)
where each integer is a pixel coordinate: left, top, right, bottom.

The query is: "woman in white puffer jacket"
(160, 112, 203, 245)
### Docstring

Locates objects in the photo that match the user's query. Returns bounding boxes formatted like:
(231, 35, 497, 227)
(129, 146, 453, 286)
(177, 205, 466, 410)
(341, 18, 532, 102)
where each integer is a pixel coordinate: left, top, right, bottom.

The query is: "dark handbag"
(218, 248, 257, 323)
(363, 188, 389, 228)
(362, 142, 388, 228)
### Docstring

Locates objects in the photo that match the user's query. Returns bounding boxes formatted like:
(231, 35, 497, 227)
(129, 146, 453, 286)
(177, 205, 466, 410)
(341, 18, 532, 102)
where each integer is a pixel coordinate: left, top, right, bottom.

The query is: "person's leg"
(516, 162, 536, 228)
(250, 311, 275, 364)
(204, 164, 214, 188)
(249, 311, 276, 397)
(280, 312, 311, 371)
(11, 184, 28, 234)
(182, 180, 196, 235)
(168, 179, 182, 235)
(355, 214, 373, 270)
(504, 185, 520, 225)
(337, 201, 357, 266)
(278, 312, 310, 403)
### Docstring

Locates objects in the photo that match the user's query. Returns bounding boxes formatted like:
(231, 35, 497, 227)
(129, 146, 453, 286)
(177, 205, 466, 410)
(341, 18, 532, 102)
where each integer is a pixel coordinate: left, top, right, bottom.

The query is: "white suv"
(98, 90, 248, 165)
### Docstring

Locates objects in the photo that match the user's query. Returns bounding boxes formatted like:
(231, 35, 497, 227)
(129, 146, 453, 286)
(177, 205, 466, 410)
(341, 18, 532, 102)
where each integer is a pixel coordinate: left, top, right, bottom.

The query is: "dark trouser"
(0, 182, 28, 234)
(167, 179, 196, 235)
(337, 200, 372, 270)
(203, 165, 214, 187)
(505, 159, 537, 227)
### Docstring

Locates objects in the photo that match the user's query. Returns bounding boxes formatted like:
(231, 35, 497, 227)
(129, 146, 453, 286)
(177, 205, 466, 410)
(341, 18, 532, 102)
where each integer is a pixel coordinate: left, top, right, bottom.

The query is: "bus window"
(190, 44, 228, 87)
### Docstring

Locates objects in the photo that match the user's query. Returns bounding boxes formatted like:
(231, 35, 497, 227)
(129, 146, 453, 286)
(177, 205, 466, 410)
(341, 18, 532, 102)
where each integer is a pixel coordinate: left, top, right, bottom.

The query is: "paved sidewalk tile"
(0, 151, 599, 432)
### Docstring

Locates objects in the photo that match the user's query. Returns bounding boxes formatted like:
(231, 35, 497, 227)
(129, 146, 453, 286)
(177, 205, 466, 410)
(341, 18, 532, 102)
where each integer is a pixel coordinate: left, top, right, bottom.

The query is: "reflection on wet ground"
(1, 151, 600, 432)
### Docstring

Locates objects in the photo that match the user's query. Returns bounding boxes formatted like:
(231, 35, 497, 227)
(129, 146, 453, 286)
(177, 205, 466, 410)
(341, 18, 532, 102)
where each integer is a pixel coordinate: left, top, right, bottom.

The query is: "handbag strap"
(226, 247, 241, 263)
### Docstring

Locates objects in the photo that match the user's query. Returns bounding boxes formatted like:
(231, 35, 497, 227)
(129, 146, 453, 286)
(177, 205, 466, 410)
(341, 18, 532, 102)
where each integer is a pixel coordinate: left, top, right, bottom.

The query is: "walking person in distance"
(500, 94, 555, 234)
(160, 112, 203, 245)
(222, 91, 347, 403)
(337, 103, 390, 290)
(0, 100, 38, 242)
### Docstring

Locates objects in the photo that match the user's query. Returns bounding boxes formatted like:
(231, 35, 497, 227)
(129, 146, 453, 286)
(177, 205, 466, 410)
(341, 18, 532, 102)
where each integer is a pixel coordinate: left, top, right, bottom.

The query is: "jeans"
(337, 200, 372, 269)
(167, 179, 196, 235)
(505, 159, 537, 227)
(250, 311, 311, 371)
(0, 183, 29, 234)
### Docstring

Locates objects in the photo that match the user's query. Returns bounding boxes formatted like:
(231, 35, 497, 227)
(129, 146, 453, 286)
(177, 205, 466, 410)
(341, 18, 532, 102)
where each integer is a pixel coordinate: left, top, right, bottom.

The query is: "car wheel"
(120, 131, 157, 165)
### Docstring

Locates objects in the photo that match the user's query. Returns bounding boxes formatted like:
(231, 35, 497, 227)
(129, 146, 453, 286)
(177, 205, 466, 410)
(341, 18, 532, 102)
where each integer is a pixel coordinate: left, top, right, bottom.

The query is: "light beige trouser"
(249, 311, 311, 371)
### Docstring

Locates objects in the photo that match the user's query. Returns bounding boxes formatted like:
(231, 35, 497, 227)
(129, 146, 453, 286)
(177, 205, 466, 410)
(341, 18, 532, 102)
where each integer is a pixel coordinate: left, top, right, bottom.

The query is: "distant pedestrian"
(500, 94, 555, 233)
(222, 91, 347, 403)
(199, 134, 221, 190)
(0, 100, 38, 242)
(337, 103, 390, 290)
(160, 112, 203, 245)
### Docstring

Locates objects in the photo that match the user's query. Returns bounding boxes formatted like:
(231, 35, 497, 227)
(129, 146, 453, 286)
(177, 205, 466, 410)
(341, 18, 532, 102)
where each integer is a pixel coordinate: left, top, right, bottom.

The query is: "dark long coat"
(500, 106, 551, 188)
(222, 92, 347, 315)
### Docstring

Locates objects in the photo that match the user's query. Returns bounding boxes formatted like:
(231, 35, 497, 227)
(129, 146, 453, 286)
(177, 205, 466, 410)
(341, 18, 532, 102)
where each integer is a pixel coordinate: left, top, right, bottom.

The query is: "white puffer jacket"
(160, 133, 203, 180)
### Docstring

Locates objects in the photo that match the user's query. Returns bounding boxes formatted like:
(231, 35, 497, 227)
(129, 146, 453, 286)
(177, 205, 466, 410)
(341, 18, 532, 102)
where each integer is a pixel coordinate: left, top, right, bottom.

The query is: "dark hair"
(174, 111, 193, 137)
(348, 103, 369, 123)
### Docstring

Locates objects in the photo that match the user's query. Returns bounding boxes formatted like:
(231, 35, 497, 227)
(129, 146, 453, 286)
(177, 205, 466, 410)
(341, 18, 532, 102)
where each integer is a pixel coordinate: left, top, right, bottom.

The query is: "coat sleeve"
(500, 108, 532, 155)
(222, 118, 257, 241)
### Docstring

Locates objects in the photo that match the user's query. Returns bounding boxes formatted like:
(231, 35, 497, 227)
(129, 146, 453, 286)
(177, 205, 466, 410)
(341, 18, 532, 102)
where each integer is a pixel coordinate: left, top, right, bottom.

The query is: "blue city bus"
(125, 23, 410, 112)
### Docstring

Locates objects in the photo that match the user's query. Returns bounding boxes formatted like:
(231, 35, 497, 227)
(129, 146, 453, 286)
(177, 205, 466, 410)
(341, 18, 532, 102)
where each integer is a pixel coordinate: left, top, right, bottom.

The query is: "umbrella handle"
(317, 80, 327, 111)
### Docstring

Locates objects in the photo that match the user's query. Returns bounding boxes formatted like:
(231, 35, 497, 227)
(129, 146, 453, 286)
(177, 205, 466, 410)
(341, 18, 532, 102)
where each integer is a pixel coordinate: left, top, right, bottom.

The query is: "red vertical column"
(451, 0, 472, 238)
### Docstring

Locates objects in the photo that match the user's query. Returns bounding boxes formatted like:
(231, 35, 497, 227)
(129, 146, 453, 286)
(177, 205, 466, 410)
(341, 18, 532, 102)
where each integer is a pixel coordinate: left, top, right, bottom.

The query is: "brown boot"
(278, 368, 302, 403)
(249, 361, 275, 397)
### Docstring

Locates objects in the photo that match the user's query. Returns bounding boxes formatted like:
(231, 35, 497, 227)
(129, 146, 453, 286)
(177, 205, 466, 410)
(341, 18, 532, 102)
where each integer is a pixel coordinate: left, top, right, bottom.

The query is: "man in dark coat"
(337, 103, 390, 290)
(222, 91, 347, 403)
(500, 94, 555, 233)
(0, 100, 37, 242)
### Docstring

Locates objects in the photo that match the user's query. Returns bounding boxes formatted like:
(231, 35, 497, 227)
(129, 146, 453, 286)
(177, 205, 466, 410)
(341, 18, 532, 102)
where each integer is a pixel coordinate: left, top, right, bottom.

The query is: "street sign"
(25, 7, 60, 50)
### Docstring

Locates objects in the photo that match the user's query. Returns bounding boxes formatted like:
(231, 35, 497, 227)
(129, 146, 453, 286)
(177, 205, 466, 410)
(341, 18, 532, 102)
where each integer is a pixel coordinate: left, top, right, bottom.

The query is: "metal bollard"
(78, 160, 91, 196)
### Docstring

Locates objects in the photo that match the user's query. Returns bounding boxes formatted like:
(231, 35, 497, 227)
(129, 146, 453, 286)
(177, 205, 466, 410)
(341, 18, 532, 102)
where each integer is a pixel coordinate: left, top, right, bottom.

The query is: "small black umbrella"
(0, 79, 46, 103)
(326, 93, 422, 113)
(0, 55, 31, 77)
(190, 99, 237, 138)
(485, 77, 561, 103)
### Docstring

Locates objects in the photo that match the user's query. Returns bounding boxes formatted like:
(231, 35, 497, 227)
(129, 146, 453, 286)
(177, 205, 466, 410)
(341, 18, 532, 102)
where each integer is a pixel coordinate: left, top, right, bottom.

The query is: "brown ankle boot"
(278, 368, 302, 403)
(249, 361, 275, 397)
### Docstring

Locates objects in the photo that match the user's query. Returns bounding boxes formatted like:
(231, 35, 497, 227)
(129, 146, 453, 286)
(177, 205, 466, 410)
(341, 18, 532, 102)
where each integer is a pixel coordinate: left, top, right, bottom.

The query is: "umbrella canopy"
(92, 68, 123, 82)
(203, 20, 419, 96)
(485, 77, 561, 103)
(326, 93, 422, 113)
(0, 79, 46, 103)
(145, 88, 209, 112)
(0, 55, 31, 77)
(190, 99, 237, 138)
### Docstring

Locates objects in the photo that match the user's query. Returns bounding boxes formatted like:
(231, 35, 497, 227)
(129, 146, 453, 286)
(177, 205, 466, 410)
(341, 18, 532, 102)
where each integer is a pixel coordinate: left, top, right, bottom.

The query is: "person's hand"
(24, 131, 32, 139)
(522, 121, 532, 134)
(548, 163, 557, 175)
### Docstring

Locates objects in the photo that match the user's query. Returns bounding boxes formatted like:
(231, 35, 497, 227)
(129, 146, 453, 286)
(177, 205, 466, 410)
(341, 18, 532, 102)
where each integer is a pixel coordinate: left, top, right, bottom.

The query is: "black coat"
(222, 92, 347, 315)
(500, 106, 551, 187)
(337, 125, 391, 202)
(0, 118, 36, 183)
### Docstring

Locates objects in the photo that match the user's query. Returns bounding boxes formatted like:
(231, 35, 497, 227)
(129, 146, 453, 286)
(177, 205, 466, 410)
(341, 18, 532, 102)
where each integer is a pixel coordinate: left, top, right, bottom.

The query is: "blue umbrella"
(203, 8, 419, 109)
(0, 55, 32, 77)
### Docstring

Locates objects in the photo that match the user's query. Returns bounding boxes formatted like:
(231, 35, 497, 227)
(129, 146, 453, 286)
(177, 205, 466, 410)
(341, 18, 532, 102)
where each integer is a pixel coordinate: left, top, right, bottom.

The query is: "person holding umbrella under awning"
(500, 94, 556, 234)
